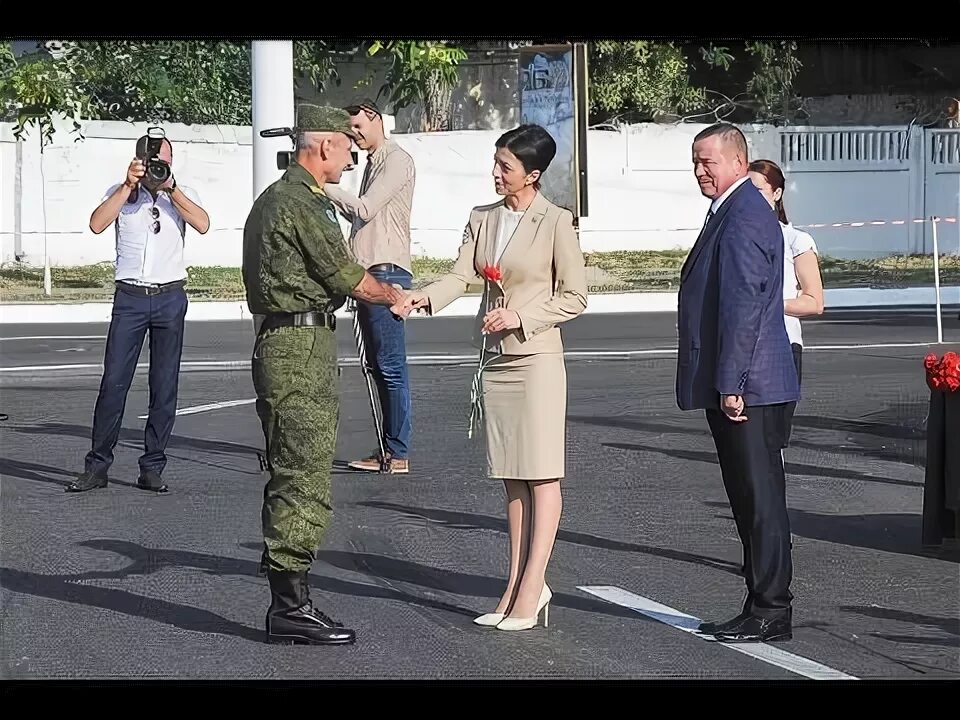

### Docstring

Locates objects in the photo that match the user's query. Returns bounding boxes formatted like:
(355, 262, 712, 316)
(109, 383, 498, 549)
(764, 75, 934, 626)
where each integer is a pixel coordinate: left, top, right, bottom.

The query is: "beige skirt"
(481, 352, 567, 481)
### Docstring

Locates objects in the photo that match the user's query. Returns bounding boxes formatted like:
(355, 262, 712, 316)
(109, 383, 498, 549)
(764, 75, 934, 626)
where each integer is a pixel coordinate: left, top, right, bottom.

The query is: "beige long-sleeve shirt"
(323, 138, 416, 273)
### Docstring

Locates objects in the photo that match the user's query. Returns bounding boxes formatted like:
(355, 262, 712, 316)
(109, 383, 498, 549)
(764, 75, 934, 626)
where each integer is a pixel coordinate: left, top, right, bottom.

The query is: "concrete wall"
(1, 115, 956, 269)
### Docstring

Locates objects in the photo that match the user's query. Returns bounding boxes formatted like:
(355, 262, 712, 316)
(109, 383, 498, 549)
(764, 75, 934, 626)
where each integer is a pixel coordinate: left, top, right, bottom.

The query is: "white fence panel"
(779, 126, 924, 260)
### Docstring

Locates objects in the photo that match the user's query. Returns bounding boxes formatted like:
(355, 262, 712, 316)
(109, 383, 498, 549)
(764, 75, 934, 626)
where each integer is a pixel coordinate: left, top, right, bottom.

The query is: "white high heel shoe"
(472, 612, 506, 627)
(495, 584, 552, 631)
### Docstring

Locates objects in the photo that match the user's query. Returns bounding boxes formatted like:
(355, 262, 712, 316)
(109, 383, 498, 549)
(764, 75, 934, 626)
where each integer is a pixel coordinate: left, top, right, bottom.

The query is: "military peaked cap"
(296, 104, 357, 139)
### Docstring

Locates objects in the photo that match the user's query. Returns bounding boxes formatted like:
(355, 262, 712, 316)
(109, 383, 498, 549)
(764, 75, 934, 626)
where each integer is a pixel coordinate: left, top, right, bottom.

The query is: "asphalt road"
(1, 307, 959, 373)
(0, 315, 957, 680)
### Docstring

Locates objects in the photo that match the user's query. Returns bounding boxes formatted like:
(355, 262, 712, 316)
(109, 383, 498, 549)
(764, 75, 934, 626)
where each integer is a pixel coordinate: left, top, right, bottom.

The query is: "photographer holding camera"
(66, 129, 210, 494)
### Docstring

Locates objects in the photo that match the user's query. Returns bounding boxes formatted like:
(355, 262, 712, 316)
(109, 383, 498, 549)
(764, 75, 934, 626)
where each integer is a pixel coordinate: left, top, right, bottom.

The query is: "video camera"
(259, 127, 358, 170)
(136, 127, 172, 184)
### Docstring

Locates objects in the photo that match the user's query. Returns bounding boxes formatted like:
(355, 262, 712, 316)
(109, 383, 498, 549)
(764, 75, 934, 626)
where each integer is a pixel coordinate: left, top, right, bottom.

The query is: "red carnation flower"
(483, 264, 503, 283)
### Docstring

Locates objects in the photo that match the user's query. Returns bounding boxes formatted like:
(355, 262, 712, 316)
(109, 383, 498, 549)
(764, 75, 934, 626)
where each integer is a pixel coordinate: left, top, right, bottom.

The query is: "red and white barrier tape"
(635, 216, 959, 233)
(798, 217, 958, 230)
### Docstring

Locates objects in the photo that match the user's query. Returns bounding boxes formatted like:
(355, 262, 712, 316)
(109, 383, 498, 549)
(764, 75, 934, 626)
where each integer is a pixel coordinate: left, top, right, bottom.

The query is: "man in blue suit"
(676, 123, 800, 644)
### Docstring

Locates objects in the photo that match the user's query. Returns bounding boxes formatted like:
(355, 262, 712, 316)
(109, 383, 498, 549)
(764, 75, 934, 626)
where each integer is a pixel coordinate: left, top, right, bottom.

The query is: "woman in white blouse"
(749, 159, 824, 445)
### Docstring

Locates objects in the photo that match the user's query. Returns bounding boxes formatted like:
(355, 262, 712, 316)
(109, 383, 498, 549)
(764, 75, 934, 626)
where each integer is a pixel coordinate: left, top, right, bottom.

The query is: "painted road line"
(0, 360, 251, 373)
(0, 340, 944, 374)
(578, 585, 857, 681)
(807, 342, 936, 351)
(0, 335, 107, 341)
(138, 398, 256, 419)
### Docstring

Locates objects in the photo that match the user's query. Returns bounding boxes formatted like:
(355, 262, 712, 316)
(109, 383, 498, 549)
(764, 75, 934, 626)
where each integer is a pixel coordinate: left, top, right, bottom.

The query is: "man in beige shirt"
(325, 99, 416, 474)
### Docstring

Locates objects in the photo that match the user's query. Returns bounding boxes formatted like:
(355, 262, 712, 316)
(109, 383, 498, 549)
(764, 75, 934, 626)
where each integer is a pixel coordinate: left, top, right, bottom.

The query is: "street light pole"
(251, 40, 294, 201)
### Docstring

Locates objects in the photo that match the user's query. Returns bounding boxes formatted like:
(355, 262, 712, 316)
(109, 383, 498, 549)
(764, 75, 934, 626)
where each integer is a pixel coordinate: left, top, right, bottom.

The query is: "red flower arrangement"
(482, 264, 502, 283)
(924, 351, 960, 392)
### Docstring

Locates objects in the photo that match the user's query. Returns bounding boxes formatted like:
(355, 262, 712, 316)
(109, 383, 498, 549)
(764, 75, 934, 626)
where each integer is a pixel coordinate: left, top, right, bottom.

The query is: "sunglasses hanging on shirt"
(150, 206, 160, 234)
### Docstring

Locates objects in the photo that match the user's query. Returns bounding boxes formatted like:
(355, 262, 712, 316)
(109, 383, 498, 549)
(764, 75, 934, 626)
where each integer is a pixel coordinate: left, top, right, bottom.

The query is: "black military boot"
(265, 569, 356, 646)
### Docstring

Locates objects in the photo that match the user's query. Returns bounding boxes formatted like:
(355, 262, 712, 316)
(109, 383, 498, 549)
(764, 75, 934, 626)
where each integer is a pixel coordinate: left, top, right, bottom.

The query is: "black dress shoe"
(697, 611, 750, 635)
(65, 471, 108, 493)
(713, 613, 793, 643)
(137, 470, 168, 493)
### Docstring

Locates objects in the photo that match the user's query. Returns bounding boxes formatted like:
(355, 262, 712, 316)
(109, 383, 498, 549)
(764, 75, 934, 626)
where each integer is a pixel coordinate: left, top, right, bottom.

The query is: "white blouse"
(782, 222, 819, 347)
(493, 208, 525, 265)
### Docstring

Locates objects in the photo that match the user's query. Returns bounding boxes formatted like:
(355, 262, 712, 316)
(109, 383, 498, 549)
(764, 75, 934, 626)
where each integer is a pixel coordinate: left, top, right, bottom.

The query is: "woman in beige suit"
(394, 124, 588, 631)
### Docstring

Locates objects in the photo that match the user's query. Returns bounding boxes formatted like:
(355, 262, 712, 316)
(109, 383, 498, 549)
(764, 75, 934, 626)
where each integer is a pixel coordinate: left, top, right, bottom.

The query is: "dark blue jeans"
(357, 265, 412, 459)
(85, 283, 188, 477)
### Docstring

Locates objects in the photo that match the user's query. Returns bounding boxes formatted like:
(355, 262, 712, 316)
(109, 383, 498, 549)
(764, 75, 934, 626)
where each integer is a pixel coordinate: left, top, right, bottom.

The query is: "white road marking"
(0, 340, 942, 374)
(0, 363, 107, 372)
(0, 335, 106, 341)
(809, 342, 938, 350)
(578, 585, 858, 681)
(0, 360, 251, 373)
(138, 398, 256, 419)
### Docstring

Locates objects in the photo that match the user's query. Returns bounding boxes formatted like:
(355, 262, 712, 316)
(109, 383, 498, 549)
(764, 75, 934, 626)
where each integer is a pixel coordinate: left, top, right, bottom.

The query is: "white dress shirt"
(103, 183, 201, 285)
(710, 176, 750, 215)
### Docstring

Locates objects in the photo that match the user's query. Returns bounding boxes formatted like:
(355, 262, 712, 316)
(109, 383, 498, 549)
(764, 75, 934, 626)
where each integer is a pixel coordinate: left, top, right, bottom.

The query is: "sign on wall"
(518, 42, 589, 219)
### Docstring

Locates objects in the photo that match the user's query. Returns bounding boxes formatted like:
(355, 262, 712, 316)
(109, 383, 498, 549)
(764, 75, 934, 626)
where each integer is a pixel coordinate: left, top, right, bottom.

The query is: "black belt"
(260, 310, 337, 332)
(116, 280, 186, 296)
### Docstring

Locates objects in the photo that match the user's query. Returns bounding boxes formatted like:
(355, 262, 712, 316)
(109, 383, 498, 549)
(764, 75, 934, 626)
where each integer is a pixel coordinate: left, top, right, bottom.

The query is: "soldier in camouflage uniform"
(242, 104, 405, 646)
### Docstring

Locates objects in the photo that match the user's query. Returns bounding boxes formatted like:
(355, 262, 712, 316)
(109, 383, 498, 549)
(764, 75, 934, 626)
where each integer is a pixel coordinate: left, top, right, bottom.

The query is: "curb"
(1, 286, 958, 324)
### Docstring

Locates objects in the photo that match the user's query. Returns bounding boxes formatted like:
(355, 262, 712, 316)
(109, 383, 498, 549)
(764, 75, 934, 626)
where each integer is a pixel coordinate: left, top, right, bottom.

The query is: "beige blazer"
(422, 191, 588, 355)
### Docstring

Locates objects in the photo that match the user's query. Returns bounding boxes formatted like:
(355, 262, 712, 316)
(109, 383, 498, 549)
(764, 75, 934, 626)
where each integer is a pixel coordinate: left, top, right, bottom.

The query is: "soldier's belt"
(260, 311, 337, 332)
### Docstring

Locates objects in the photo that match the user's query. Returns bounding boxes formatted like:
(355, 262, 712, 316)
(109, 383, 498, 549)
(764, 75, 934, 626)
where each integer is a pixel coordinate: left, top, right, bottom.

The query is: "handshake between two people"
(389, 290, 431, 319)
(356, 276, 521, 334)
(379, 283, 523, 335)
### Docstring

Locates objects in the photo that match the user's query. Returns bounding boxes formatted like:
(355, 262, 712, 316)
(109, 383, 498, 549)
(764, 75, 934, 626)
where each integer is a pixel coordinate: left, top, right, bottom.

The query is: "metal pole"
(14, 139, 23, 260)
(251, 40, 294, 201)
(250, 41, 293, 337)
(40, 142, 51, 296)
(932, 215, 943, 344)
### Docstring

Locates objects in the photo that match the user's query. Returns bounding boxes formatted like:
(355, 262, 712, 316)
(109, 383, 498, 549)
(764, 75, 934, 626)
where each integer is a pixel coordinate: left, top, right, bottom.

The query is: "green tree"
(745, 40, 803, 124)
(366, 40, 468, 131)
(0, 39, 471, 142)
(587, 40, 803, 126)
(0, 41, 97, 146)
(589, 41, 714, 123)
(0, 40, 347, 144)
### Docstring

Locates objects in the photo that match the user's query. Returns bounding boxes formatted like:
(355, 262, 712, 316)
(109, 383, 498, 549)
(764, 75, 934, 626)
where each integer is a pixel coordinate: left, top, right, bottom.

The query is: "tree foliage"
(589, 41, 715, 123)
(0, 38, 805, 147)
(0, 41, 97, 146)
(588, 40, 804, 126)
(366, 41, 468, 131)
(0, 40, 349, 144)
(0, 39, 472, 143)
(745, 40, 803, 123)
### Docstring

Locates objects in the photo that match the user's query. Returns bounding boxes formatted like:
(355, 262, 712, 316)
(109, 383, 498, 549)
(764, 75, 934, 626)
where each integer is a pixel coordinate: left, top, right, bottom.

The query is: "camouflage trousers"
(252, 325, 340, 574)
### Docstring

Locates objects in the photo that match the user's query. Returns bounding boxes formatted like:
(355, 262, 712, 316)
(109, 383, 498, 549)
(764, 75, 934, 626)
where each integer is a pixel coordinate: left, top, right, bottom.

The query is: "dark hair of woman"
(495, 124, 557, 190)
(748, 158, 788, 224)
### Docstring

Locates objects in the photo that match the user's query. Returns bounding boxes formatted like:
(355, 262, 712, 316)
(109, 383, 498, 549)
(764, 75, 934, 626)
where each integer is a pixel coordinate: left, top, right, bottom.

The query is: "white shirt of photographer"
(103, 183, 202, 285)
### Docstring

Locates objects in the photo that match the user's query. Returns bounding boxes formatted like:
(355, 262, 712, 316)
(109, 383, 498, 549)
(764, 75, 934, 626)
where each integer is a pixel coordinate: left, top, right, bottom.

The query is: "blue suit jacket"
(676, 180, 800, 411)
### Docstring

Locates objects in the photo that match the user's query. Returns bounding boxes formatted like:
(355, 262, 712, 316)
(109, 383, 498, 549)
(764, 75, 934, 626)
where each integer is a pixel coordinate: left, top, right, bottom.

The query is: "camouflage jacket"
(242, 162, 365, 315)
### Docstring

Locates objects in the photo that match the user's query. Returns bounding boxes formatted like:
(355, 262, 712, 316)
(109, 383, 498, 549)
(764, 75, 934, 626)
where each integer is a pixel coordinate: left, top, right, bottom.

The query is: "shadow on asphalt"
(1, 536, 646, 644)
(355, 501, 742, 576)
